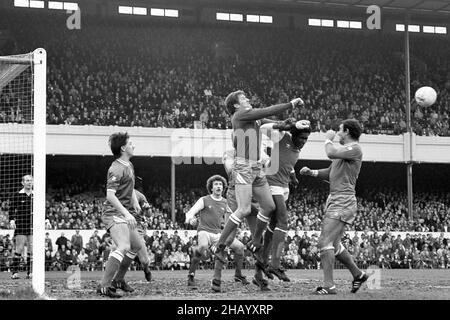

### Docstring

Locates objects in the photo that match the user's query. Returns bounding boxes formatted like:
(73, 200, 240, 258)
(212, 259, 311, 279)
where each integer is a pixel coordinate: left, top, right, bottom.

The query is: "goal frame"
(0, 48, 47, 295)
(32, 48, 46, 296)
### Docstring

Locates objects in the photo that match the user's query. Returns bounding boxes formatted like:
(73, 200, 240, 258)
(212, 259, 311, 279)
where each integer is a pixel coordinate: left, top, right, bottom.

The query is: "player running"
(97, 132, 142, 298)
(259, 120, 311, 282)
(9, 175, 33, 280)
(299, 119, 368, 294)
(214, 90, 304, 267)
(185, 175, 248, 291)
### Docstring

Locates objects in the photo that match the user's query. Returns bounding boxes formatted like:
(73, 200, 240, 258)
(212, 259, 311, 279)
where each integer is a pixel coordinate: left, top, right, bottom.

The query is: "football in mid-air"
(415, 86, 437, 107)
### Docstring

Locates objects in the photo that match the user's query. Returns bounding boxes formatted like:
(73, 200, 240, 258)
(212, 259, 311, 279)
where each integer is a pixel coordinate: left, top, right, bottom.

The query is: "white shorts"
(269, 186, 290, 201)
(197, 230, 220, 248)
(102, 214, 127, 231)
(197, 230, 243, 252)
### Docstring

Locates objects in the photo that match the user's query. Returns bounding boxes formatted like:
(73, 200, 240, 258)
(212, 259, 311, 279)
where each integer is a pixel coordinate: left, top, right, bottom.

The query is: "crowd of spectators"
(42, 185, 199, 231)
(286, 187, 450, 233)
(1, 184, 449, 233)
(2, 227, 449, 273)
(2, 174, 450, 271)
(1, 12, 449, 136)
(279, 229, 450, 270)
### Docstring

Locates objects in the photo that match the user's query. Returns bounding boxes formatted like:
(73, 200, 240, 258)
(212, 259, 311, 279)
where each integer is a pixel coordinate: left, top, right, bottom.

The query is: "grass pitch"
(1, 269, 450, 300)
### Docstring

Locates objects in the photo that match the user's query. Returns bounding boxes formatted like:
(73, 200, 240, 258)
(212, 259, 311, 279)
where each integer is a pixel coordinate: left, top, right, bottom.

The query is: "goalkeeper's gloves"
(295, 120, 310, 130)
(290, 97, 304, 108)
(299, 167, 318, 177)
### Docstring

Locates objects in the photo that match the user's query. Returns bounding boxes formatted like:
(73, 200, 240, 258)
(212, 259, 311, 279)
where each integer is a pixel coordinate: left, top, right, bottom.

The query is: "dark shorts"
(232, 158, 267, 187)
(14, 235, 32, 254)
(324, 194, 357, 225)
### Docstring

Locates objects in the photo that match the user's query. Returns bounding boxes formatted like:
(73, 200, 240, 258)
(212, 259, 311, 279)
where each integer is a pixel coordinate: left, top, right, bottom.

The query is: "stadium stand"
(2, 185, 449, 233)
(0, 12, 449, 136)
(2, 225, 449, 272)
(1, 9, 449, 276)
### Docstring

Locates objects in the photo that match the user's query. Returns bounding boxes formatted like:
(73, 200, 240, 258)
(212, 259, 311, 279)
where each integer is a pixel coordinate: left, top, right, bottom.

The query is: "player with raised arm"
(215, 118, 302, 291)
(185, 175, 248, 292)
(97, 132, 142, 298)
(299, 119, 368, 294)
(259, 120, 311, 282)
(9, 175, 33, 280)
(214, 90, 304, 268)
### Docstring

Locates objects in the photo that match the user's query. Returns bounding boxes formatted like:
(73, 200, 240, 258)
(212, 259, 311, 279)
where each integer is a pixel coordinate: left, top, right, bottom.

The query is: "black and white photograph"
(0, 0, 449, 308)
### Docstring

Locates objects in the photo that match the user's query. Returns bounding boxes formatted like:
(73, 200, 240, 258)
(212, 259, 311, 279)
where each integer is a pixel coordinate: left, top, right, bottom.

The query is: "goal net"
(0, 49, 46, 296)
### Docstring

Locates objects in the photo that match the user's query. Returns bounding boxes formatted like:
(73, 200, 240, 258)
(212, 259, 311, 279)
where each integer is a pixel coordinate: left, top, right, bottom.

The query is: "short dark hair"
(206, 175, 227, 194)
(290, 124, 311, 148)
(225, 90, 245, 115)
(342, 119, 362, 141)
(109, 132, 129, 158)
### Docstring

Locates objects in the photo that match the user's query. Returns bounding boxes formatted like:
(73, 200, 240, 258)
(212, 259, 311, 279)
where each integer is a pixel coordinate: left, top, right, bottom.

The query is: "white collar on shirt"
(19, 188, 33, 195)
(117, 159, 131, 167)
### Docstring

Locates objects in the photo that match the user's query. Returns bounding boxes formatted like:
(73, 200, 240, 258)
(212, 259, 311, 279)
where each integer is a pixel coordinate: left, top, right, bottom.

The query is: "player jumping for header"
(214, 90, 304, 268)
(259, 120, 311, 282)
(300, 119, 368, 294)
(211, 150, 259, 292)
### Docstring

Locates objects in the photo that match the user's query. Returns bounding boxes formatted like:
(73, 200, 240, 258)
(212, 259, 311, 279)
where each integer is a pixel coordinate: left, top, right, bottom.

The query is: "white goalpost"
(32, 48, 46, 296)
(0, 48, 46, 296)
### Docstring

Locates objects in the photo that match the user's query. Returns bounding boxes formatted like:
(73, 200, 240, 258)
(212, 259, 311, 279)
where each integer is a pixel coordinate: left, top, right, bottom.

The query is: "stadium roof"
(170, 0, 450, 16)
(111, 0, 450, 11)
(279, 0, 450, 13)
(83, 0, 450, 18)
